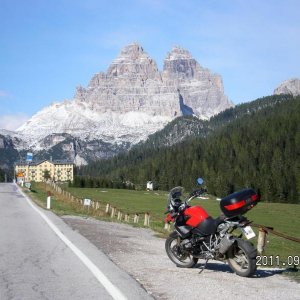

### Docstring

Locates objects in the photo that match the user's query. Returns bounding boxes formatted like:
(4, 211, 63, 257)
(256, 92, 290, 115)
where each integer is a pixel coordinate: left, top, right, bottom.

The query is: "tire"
(227, 238, 257, 277)
(165, 233, 198, 268)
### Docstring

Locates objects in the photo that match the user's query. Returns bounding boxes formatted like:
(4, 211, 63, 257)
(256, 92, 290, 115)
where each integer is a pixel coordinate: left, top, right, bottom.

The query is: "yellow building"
(15, 160, 74, 183)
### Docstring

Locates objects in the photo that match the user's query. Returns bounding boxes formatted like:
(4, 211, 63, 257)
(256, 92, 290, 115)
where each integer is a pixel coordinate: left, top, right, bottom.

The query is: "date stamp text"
(256, 255, 299, 267)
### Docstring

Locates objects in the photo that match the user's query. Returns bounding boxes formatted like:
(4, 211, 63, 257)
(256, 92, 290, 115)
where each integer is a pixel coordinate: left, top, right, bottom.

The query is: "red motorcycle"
(165, 178, 259, 277)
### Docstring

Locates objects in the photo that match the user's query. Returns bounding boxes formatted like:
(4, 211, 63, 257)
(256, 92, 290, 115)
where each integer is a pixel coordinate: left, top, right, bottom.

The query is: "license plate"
(241, 226, 256, 240)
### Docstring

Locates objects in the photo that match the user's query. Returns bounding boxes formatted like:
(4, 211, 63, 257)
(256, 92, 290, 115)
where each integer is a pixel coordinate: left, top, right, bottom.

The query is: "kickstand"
(199, 258, 209, 274)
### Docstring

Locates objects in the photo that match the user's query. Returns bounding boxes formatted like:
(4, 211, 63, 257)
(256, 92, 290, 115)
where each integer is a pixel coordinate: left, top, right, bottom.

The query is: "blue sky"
(1, 0, 300, 130)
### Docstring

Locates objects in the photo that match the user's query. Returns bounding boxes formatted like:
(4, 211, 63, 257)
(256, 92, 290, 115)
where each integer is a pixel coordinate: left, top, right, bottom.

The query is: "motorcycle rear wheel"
(165, 235, 198, 268)
(227, 239, 257, 277)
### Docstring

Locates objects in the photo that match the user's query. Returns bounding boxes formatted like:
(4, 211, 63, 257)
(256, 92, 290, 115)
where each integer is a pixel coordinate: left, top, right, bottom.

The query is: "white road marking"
(18, 186, 127, 300)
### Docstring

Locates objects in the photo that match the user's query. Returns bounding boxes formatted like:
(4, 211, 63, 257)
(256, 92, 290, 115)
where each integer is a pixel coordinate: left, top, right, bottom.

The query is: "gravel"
(62, 215, 300, 300)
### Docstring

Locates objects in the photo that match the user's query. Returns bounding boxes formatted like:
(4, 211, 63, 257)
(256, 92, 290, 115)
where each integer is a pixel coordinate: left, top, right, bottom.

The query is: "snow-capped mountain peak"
(15, 43, 233, 162)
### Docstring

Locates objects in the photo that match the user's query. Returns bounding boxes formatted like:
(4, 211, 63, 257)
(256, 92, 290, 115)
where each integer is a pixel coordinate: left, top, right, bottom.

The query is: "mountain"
(17, 44, 232, 146)
(135, 116, 209, 149)
(81, 94, 295, 176)
(274, 78, 300, 96)
(132, 94, 293, 150)
(0, 132, 22, 169)
(79, 94, 300, 204)
(1, 43, 232, 167)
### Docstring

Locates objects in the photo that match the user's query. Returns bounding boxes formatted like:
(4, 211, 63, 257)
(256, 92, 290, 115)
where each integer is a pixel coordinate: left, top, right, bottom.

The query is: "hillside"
(79, 94, 300, 203)
(129, 94, 293, 152)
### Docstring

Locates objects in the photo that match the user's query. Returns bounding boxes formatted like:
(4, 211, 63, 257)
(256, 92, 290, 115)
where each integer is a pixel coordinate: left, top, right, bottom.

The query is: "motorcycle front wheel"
(165, 234, 198, 268)
(227, 239, 257, 277)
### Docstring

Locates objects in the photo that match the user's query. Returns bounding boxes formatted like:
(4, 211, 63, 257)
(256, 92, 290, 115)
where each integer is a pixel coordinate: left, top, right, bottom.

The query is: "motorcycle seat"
(192, 216, 218, 236)
(192, 215, 225, 236)
(215, 214, 225, 226)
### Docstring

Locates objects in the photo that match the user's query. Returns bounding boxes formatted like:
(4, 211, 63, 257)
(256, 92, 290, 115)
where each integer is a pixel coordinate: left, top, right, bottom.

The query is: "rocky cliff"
(75, 44, 231, 118)
(162, 46, 230, 118)
(11, 43, 233, 165)
(274, 78, 300, 96)
(17, 44, 232, 142)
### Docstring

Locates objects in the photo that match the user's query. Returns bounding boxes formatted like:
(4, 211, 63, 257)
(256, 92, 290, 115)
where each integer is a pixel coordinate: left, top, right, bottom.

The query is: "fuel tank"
(183, 206, 209, 227)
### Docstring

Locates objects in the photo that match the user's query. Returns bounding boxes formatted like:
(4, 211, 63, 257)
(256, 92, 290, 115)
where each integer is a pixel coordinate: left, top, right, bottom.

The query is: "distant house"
(146, 181, 153, 191)
(15, 159, 74, 183)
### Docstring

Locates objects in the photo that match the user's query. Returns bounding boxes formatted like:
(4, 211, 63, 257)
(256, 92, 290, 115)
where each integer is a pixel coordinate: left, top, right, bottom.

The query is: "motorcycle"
(164, 178, 260, 277)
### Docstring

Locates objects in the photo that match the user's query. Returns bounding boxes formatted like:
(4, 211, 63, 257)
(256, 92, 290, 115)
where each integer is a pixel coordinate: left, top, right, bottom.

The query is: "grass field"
(28, 183, 300, 277)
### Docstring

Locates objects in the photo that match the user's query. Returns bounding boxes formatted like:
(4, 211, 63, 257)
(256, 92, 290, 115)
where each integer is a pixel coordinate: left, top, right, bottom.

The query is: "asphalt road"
(0, 183, 153, 300)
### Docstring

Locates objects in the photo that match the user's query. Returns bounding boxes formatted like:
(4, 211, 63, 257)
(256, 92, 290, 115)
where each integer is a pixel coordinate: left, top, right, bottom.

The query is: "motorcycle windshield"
(167, 186, 184, 207)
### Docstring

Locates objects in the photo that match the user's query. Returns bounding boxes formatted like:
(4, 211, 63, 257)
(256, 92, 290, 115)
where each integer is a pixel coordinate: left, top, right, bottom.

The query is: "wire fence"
(46, 181, 154, 228)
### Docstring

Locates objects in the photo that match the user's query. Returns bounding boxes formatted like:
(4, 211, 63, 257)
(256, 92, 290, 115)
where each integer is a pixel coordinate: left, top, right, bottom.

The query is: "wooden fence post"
(117, 211, 122, 220)
(133, 213, 139, 224)
(257, 228, 268, 254)
(111, 207, 115, 218)
(124, 214, 129, 222)
(144, 213, 150, 226)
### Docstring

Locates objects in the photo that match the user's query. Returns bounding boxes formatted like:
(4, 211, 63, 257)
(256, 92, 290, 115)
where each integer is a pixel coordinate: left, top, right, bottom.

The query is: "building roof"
(15, 159, 74, 166)
(52, 160, 74, 165)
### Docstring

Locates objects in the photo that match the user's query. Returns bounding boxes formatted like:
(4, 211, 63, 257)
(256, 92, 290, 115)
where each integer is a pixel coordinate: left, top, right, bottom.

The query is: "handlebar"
(186, 188, 206, 202)
(166, 187, 207, 216)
